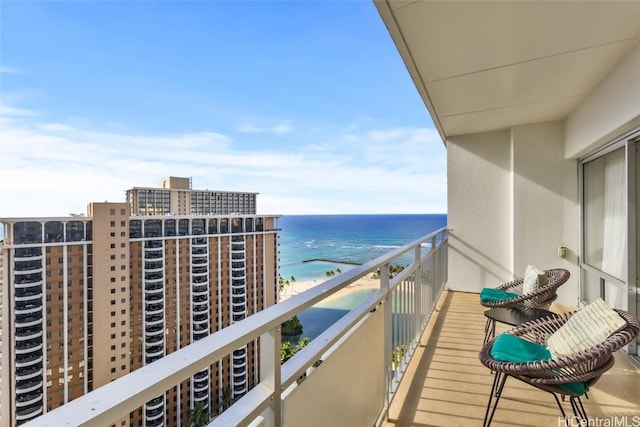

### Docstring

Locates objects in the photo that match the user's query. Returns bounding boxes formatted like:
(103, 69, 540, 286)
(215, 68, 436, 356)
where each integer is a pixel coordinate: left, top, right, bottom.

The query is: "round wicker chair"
(481, 268, 570, 343)
(480, 268, 571, 310)
(478, 309, 640, 427)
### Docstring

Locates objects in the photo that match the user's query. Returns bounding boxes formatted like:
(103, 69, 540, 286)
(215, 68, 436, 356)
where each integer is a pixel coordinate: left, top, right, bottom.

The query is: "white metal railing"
(24, 228, 448, 427)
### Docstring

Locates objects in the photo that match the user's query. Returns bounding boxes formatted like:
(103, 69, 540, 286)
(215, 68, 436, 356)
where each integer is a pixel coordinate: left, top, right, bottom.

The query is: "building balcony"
(193, 370, 208, 381)
(15, 301, 43, 315)
(145, 346, 164, 358)
(192, 288, 208, 298)
(145, 315, 163, 326)
(15, 280, 43, 290)
(15, 392, 42, 408)
(145, 334, 164, 345)
(15, 289, 43, 300)
(15, 327, 43, 340)
(15, 364, 43, 381)
(192, 379, 208, 393)
(14, 253, 43, 262)
(145, 303, 164, 315)
(16, 376, 43, 394)
(145, 409, 164, 422)
(144, 264, 164, 273)
(145, 396, 164, 410)
(145, 282, 163, 292)
(192, 238, 208, 247)
(15, 404, 42, 422)
(145, 323, 163, 334)
(15, 339, 43, 353)
(15, 352, 43, 368)
(145, 292, 164, 302)
(15, 314, 42, 328)
(21, 228, 639, 427)
(191, 268, 208, 277)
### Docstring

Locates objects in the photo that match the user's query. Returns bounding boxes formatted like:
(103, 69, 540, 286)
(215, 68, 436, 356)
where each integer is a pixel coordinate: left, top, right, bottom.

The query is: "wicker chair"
(478, 309, 640, 426)
(481, 268, 570, 343)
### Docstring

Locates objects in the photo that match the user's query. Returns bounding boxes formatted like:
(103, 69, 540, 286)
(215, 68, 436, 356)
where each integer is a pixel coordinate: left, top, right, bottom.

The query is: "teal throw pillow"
(480, 288, 519, 302)
(491, 333, 552, 363)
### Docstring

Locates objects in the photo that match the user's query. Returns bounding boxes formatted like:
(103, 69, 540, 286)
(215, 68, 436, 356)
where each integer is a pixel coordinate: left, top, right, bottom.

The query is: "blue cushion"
(491, 334, 589, 396)
(480, 288, 519, 302)
(491, 333, 551, 363)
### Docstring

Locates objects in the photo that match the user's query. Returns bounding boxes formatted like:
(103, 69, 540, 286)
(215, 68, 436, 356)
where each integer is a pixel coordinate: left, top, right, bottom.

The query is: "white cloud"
(0, 106, 446, 218)
(237, 121, 293, 134)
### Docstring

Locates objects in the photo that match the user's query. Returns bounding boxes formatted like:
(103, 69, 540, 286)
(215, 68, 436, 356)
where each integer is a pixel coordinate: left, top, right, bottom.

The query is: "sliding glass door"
(580, 130, 639, 356)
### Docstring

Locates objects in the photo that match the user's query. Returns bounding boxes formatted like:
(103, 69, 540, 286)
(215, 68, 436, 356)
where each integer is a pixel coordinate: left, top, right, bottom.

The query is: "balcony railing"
(24, 227, 448, 427)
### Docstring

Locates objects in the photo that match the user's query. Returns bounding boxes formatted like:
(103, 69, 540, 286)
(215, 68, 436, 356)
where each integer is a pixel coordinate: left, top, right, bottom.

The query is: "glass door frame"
(578, 127, 640, 356)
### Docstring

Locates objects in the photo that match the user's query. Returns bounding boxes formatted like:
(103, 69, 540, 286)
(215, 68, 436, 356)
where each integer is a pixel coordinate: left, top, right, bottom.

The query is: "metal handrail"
(25, 227, 448, 427)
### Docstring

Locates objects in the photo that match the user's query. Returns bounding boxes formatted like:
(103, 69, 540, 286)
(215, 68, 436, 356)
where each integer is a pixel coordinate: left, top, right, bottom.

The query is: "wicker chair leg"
(483, 318, 495, 345)
(569, 396, 588, 421)
(483, 372, 508, 427)
(550, 393, 567, 419)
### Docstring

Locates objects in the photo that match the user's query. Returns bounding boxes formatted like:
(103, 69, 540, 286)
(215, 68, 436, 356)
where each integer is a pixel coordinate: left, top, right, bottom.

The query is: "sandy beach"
(279, 274, 380, 304)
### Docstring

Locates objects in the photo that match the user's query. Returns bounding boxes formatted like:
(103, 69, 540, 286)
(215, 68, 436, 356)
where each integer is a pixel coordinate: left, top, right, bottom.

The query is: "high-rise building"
(126, 177, 258, 216)
(0, 185, 279, 426)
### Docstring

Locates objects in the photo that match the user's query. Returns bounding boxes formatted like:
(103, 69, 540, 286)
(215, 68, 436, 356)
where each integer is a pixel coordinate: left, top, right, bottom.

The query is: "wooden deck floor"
(383, 291, 640, 427)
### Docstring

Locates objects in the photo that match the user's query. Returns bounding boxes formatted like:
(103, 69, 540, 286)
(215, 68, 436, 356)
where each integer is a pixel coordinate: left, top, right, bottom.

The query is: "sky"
(0, 0, 446, 218)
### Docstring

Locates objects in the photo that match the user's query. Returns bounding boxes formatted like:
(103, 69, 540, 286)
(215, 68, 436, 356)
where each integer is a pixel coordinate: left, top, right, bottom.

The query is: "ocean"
(278, 214, 447, 282)
(277, 214, 447, 341)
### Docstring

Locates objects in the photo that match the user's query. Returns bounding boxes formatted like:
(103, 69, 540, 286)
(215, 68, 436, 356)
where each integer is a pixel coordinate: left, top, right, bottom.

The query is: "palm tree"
(187, 401, 210, 427)
(217, 385, 236, 413)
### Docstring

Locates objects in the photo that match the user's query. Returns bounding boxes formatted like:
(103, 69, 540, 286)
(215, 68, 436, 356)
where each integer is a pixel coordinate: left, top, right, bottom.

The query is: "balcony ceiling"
(375, 0, 640, 138)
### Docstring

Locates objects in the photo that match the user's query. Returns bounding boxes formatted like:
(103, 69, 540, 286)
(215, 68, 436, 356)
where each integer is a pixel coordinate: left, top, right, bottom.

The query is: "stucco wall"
(512, 122, 578, 304)
(447, 124, 579, 305)
(447, 130, 513, 293)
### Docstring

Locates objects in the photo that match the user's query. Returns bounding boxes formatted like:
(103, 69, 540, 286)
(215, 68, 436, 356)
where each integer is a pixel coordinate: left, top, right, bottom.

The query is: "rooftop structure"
(126, 177, 258, 216)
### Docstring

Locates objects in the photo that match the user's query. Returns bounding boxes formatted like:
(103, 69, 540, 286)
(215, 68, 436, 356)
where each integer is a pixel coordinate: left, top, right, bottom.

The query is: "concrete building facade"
(0, 199, 279, 426)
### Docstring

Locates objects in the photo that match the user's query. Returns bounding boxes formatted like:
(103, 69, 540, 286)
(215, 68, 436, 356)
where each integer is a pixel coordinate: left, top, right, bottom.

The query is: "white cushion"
(522, 265, 548, 295)
(547, 298, 626, 358)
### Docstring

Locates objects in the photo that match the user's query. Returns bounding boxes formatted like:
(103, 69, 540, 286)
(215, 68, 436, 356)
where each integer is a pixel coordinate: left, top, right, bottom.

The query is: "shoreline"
(279, 275, 380, 304)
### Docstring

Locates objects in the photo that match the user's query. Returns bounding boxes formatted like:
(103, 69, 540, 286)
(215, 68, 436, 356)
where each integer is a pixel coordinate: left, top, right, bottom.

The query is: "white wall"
(565, 40, 640, 159)
(512, 122, 578, 304)
(447, 130, 513, 293)
(447, 124, 579, 305)
(283, 307, 384, 427)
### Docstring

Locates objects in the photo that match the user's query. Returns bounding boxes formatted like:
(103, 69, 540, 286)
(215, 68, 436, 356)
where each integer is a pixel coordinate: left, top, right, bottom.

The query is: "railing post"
(260, 327, 282, 426)
(381, 263, 391, 419)
(414, 243, 422, 347)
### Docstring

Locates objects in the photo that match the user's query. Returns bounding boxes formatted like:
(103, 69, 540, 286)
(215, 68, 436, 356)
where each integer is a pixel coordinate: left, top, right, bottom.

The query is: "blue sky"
(0, 1, 446, 217)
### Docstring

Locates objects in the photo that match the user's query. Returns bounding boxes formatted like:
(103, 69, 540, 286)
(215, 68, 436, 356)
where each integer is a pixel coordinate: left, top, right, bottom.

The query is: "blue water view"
(278, 214, 446, 342)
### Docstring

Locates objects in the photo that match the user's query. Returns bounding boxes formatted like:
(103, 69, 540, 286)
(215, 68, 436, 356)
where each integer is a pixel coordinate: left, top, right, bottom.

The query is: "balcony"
(22, 227, 640, 427)
(25, 229, 454, 426)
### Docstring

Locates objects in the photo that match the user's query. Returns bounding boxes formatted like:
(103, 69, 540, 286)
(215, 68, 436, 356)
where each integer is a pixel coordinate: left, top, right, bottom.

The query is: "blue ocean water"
(278, 214, 447, 341)
(279, 214, 447, 282)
